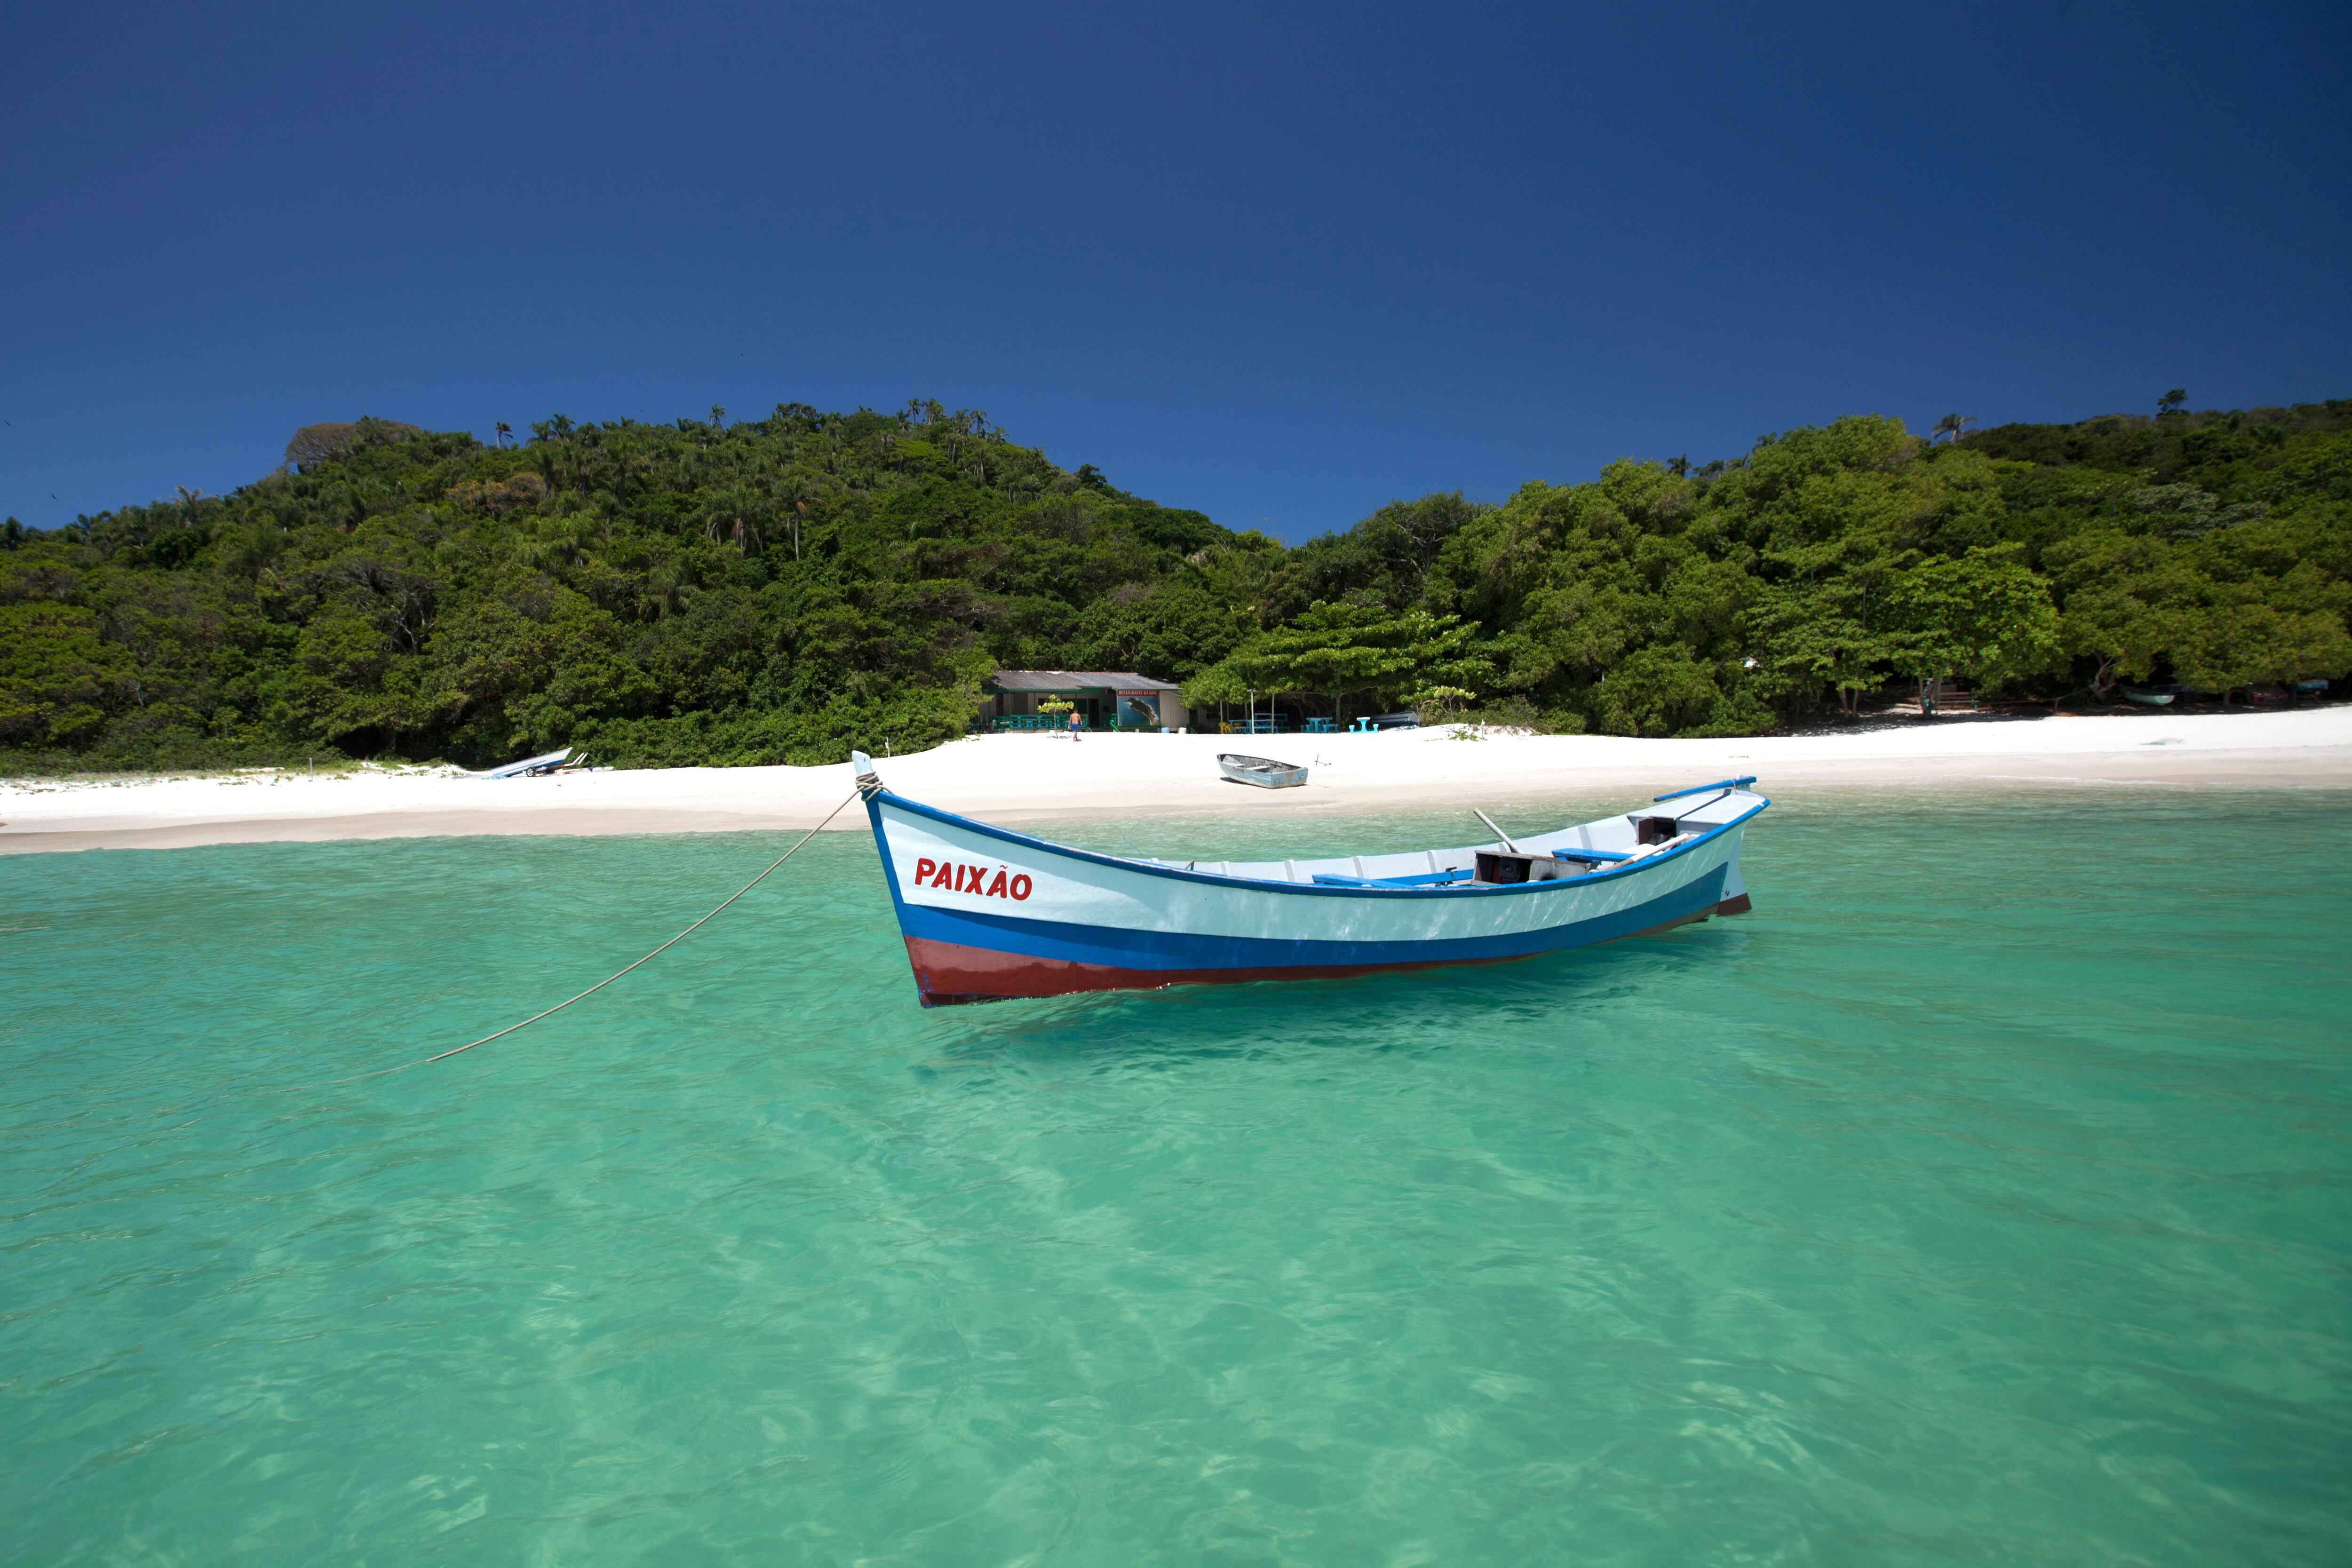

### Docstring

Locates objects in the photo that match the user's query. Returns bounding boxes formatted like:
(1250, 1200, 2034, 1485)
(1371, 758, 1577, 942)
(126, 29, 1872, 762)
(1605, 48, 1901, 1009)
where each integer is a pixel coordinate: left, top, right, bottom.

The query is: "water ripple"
(2, 794, 2348, 1564)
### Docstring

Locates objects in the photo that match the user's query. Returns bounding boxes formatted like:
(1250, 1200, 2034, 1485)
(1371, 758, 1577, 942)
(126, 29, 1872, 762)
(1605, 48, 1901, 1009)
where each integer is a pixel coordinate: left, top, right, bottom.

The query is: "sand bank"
(3, 708, 2346, 854)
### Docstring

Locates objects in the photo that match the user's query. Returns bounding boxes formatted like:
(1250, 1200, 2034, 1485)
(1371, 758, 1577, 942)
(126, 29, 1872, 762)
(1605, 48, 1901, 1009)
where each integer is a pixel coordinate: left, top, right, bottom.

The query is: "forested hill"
(3, 397, 2348, 772)
(0, 403, 1268, 769)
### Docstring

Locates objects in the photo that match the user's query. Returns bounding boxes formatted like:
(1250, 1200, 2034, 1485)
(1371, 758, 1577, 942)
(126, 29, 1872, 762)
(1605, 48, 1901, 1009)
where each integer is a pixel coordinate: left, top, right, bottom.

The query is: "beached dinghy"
(851, 753, 1765, 1005)
(481, 747, 574, 779)
(1219, 752, 1309, 788)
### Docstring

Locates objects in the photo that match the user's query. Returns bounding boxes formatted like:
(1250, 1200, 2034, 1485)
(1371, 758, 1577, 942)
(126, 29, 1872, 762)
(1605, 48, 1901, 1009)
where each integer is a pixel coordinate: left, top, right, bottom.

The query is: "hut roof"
(987, 669, 1182, 693)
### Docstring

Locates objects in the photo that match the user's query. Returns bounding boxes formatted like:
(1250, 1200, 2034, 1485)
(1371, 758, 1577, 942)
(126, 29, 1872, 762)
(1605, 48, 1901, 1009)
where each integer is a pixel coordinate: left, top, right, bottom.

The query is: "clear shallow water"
(3, 791, 2348, 1566)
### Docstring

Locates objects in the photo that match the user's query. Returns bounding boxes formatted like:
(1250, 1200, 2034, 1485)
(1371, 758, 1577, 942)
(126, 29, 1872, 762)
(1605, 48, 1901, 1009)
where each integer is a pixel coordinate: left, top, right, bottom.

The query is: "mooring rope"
(272, 788, 865, 1094)
(26, 790, 867, 1140)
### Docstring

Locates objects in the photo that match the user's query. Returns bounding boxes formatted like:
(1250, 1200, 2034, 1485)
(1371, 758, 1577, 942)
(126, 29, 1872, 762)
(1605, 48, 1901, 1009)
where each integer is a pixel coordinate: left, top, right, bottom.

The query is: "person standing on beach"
(1068, 708, 1083, 742)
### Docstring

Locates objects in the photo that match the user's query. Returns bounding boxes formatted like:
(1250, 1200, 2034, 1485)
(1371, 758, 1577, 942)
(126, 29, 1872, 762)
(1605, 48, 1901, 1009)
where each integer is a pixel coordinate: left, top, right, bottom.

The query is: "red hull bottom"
(906, 894, 1755, 1005)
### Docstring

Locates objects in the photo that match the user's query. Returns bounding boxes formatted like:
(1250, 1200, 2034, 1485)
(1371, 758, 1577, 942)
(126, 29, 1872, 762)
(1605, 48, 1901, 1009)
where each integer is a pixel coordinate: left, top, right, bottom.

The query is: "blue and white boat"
(852, 752, 1766, 1005)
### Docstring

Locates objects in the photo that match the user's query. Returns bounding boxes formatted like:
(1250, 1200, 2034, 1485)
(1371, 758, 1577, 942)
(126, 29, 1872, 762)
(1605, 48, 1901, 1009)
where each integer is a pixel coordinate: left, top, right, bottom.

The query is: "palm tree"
(494, 421, 512, 448)
(1931, 413, 1976, 445)
(607, 435, 634, 507)
(770, 472, 818, 559)
(2158, 389, 2188, 415)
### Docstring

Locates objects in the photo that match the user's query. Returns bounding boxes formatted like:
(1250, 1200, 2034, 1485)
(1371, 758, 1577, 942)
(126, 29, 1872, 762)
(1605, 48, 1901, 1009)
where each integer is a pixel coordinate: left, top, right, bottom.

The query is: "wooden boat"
(1218, 752, 1309, 789)
(2120, 687, 2174, 706)
(851, 753, 1766, 1005)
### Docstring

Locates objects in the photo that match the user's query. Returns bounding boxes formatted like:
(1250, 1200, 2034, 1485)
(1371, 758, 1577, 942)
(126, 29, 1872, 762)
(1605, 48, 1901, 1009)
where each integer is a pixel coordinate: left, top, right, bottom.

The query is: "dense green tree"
(1743, 575, 1893, 714)
(1183, 601, 1492, 720)
(1292, 493, 1486, 610)
(1878, 545, 2063, 707)
(1595, 646, 1722, 737)
(0, 603, 128, 744)
(2045, 527, 2178, 697)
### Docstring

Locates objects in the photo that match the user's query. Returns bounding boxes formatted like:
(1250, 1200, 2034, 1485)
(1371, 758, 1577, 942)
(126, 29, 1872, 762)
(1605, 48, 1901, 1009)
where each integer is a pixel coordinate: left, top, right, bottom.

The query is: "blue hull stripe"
(895, 866, 1729, 972)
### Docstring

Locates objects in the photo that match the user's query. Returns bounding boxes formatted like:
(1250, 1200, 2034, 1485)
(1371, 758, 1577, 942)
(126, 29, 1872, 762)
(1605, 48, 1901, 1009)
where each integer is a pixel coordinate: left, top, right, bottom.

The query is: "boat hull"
(863, 788, 1758, 1005)
(1217, 753, 1308, 788)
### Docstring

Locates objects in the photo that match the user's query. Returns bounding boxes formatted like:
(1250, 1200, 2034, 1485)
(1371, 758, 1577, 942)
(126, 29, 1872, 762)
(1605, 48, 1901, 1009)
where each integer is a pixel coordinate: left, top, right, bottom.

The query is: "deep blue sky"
(3, 2, 2346, 541)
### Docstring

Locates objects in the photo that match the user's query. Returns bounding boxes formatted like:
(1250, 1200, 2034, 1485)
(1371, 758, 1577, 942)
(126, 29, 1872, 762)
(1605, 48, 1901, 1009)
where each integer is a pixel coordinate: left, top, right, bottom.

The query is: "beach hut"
(982, 670, 1187, 732)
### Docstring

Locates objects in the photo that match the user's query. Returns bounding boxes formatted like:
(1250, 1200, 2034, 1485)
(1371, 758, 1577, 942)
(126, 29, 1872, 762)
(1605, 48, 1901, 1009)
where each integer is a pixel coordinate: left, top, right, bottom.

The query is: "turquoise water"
(4, 791, 2348, 1565)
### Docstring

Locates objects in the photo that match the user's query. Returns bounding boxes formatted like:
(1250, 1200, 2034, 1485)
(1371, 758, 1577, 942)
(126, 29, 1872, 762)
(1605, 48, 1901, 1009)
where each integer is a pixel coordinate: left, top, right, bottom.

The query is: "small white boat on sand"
(1218, 753, 1309, 788)
(481, 748, 573, 779)
(852, 755, 1766, 1005)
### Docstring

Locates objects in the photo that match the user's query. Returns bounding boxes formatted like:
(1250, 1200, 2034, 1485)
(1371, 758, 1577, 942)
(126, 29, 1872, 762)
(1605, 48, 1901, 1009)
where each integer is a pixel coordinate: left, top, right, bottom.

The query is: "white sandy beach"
(2, 708, 2346, 854)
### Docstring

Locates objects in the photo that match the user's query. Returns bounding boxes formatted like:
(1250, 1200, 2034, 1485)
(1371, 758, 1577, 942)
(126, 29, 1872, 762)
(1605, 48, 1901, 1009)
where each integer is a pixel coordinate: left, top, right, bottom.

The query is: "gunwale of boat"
(874, 785, 1768, 898)
(1217, 751, 1298, 770)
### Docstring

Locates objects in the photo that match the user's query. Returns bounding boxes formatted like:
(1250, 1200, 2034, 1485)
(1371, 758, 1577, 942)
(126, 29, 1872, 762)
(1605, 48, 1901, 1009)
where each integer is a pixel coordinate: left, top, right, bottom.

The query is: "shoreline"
(3, 708, 2347, 854)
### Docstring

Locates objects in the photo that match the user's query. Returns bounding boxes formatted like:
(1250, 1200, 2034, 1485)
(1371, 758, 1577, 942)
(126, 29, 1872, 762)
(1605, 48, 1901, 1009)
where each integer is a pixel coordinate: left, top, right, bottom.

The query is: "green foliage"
(1596, 646, 1721, 737)
(1182, 601, 1492, 718)
(1407, 403, 2352, 728)
(0, 402, 1251, 770)
(0, 603, 126, 744)
(1291, 493, 1486, 610)
(4, 396, 2347, 772)
(1879, 545, 2063, 696)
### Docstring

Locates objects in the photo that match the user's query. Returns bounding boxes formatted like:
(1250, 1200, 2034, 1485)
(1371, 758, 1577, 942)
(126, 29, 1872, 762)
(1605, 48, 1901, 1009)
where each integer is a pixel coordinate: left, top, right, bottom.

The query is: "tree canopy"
(1182, 602, 1492, 718)
(2, 396, 2346, 772)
